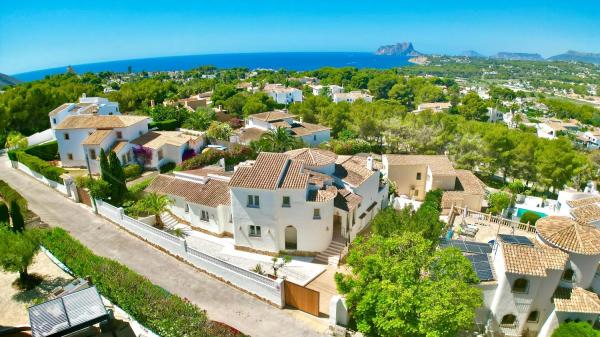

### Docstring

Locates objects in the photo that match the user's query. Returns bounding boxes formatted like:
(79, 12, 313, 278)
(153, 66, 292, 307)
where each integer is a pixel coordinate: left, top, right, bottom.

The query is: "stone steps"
(314, 241, 345, 266)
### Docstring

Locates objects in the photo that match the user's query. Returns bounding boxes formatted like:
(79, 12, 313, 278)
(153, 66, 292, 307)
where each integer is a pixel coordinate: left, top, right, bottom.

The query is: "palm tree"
(130, 193, 172, 228)
(5, 131, 28, 150)
(259, 127, 301, 152)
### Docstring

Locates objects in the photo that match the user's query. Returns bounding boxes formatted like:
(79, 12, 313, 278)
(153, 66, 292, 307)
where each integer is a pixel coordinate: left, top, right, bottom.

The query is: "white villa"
(49, 95, 120, 129)
(579, 128, 600, 149)
(263, 84, 303, 104)
(332, 91, 373, 103)
(487, 107, 504, 123)
(452, 216, 600, 337)
(50, 100, 205, 173)
(232, 110, 330, 147)
(536, 119, 579, 139)
(309, 84, 344, 97)
(148, 148, 388, 263)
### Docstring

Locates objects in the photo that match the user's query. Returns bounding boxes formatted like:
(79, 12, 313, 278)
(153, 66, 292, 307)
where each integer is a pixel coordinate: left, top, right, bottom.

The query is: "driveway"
(0, 155, 327, 337)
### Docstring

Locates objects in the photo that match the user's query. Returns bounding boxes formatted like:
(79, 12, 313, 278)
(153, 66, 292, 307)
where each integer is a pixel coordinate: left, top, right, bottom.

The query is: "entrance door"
(285, 226, 297, 250)
(333, 215, 343, 242)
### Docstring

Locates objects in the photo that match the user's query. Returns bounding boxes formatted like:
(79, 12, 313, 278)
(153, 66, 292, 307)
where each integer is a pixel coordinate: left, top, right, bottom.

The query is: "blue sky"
(1, 0, 599, 74)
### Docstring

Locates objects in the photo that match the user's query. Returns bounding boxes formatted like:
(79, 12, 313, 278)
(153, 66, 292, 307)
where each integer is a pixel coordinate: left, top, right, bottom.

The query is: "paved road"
(0, 156, 327, 337)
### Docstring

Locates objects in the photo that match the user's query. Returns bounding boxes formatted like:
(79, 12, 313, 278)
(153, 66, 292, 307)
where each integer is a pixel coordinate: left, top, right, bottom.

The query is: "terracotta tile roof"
(249, 110, 295, 122)
(279, 160, 309, 189)
(111, 141, 129, 154)
(81, 130, 113, 145)
(442, 191, 466, 208)
(554, 287, 600, 314)
(286, 148, 337, 166)
(567, 196, 600, 208)
(571, 204, 600, 223)
(334, 155, 376, 187)
(146, 174, 230, 208)
(501, 243, 568, 277)
(307, 186, 337, 202)
(229, 152, 289, 190)
(271, 121, 291, 129)
(384, 155, 456, 176)
(536, 216, 600, 255)
(455, 169, 485, 195)
(185, 166, 232, 178)
(234, 127, 266, 144)
(48, 103, 72, 116)
(289, 122, 330, 136)
(54, 115, 149, 130)
(305, 169, 332, 186)
(130, 131, 202, 150)
(334, 188, 363, 211)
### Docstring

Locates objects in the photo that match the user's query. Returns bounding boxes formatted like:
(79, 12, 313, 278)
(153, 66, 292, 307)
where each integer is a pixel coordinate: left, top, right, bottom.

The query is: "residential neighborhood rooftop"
(501, 243, 568, 277)
(553, 287, 600, 314)
(385, 154, 456, 176)
(536, 216, 600, 255)
(147, 174, 230, 208)
(229, 152, 290, 190)
(54, 115, 149, 130)
(130, 131, 203, 149)
(286, 148, 337, 166)
(81, 129, 113, 145)
(249, 110, 296, 122)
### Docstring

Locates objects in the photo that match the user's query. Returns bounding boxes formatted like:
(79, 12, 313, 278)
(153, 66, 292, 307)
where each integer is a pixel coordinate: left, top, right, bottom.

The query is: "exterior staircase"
(159, 212, 181, 229)
(313, 240, 346, 266)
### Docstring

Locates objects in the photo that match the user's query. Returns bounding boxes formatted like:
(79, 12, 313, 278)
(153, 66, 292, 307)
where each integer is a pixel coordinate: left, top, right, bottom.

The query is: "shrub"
(123, 164, 143, 179)
(159, 161, 176, 173)
(149, 119, 178, 131)
(14, 151, 66, 182)
(0, 202, 9, 224)
(0, 180, 27, 217)
(42, 228, 244, 337)
(323, 139, 382, 155)
(7, 149, 18, 161)
(520, 211, 541, 225)
(9, 200, 25, 232)
(23, 141, 59, 161)
(552, 321, 599, 337)
(74, 176, 111, 200)
(179, 148, 226, 171)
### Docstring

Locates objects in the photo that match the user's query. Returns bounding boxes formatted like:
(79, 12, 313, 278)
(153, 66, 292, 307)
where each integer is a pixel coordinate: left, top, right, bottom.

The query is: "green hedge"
(14, 151, 66, 183)
(42, 228, 245, 337)
(0, 180, 27, 217)
(149, 119, 178, 131)
(159, 161, 176, 173)
(23, 141, 59, 161)
(123, 164, 143, 179)
(520, 211, 541, 225)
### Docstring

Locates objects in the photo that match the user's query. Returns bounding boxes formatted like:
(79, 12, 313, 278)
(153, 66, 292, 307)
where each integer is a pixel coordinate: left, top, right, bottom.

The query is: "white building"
(232, 110, 330, 147)
(146, 168, 233, 235)
(332, 91, 373, 104)
(536, 119, 579, 139)
(228, 149, 388, 257)
(414, 102, 452, 113)
(263, 84, 303, 104)
(581, 128, 600, 149)
(487, 107, 504, 122)
(309, 84, 344, 97)
(459, 217, 600, 337)
(129, 130, 206, 170)
(49, 95, 120, 129)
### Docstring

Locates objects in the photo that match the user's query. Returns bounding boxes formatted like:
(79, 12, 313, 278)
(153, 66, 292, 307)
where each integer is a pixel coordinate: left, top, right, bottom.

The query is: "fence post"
(275, 278, 285, 308)
(118, 207, 125, 221)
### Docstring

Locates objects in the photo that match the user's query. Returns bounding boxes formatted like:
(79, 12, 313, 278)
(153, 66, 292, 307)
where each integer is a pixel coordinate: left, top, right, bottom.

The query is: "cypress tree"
(108, 151, 127, 204)
(99, 148, 110, 181)
(10, 200, 25, 232)
(0, 201, 9, 224)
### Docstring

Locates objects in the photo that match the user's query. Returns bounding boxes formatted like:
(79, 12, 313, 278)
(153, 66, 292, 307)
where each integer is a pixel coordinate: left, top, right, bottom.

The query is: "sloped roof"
(455, 169, 486, 195)
(279, 160, 309, 189)
(147, 174, 230, 207)
(334, 155, 376, 187)
(501, 243, 568, 277)
(48, 103, 72, 116)
(54, 115, 149, 130)
(229, 152, 290, 190)
(130, 131, 202, 149)
(553, 287, 600, 314)
(234, 127, 267, 144)
(334, 188, 363, 211)
(289, 122, 330, 136)
(384, 154, 456, 176)
(307, 185, 337, 202)
(567, 196, 600, 208)
(286, 148, 337, 166)
(249, 110, 295, 122)
(536, 216, 600, 255)
(571, 203, 600, 223)
(81, 130, 113, 145)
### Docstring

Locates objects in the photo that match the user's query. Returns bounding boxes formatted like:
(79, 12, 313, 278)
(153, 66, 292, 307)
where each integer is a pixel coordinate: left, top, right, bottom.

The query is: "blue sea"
(13, 52, 412, 82)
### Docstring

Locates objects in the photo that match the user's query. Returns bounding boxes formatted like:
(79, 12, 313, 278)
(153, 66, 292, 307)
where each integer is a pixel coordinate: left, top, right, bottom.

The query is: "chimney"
(366, 156, 373, 171)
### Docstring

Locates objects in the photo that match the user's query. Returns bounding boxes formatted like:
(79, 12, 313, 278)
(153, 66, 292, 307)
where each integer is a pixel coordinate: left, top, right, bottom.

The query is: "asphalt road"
(0, 155, 327, 337)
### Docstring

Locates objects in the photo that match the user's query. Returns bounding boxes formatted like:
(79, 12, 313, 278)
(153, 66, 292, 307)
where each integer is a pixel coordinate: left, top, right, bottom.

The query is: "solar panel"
(440, 239, 492, 254)
(498, 234, 533, 246)
(466, 253, 495, 281)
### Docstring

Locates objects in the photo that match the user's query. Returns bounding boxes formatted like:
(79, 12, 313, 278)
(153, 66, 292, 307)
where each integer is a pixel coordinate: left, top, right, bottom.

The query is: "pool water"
(516, 208, 547, 218)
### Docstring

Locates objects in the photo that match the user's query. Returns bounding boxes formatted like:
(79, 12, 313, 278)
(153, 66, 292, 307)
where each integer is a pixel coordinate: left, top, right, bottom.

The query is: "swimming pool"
(516, 208, 547, 218)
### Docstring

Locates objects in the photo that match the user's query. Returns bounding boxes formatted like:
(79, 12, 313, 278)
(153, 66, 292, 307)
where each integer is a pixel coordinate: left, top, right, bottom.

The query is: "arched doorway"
(285, 226, 297, 250)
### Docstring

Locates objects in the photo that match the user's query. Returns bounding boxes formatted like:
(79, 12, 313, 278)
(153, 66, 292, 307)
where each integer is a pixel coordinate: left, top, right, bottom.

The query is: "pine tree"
(99, 148, 110, 181)
(9, 200, 25, 232)
(0, 202, 9, 224)
(108, 151, 127, 204)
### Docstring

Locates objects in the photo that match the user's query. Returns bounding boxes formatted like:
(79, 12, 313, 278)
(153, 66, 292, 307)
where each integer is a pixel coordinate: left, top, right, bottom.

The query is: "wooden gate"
(284, 280, 320, 316)
(77, 186, 92, 207)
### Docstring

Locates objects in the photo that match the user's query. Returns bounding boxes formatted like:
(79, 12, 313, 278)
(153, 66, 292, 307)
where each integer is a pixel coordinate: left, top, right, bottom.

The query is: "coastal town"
(2, 2, 600, 336)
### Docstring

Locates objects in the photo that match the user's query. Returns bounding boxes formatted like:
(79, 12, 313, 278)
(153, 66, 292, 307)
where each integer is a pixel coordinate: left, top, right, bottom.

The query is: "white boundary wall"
(94, 199, 284, 306)
(26, 129, 55, 147)
(12, 160, 70, 196)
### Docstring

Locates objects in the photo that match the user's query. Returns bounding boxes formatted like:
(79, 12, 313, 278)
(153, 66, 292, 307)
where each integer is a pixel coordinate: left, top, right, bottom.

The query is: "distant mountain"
(492, 52, 544, 61)
(461, 50, 485, 58)
(548, 50, 600, 64)
(375, 42, 423, 56)
(0, 73, 22, 88)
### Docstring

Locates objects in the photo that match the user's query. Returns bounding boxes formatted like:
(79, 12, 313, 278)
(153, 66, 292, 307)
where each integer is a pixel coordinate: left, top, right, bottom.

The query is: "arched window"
(512, 278, 529, 293)
(562, 269, 575, 282)
(501, 314, 517, 326)
(527, 311, 539, 323)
